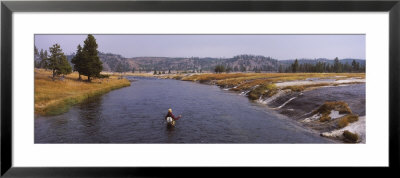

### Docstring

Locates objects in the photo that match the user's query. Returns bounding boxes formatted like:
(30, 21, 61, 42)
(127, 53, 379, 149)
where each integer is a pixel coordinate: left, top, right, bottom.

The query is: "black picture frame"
(1, 0, 399, 177)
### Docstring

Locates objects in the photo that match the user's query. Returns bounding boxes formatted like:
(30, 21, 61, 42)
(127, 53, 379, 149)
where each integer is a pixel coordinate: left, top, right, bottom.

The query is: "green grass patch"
(40, 82, 130, 116)
(97, 74, 110, 78)
(247, 83, 277, 100)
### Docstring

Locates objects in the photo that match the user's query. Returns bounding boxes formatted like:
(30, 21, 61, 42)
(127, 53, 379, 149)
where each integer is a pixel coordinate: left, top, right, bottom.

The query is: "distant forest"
(35, 47, 365, 73)
(279, 58, 365, 73)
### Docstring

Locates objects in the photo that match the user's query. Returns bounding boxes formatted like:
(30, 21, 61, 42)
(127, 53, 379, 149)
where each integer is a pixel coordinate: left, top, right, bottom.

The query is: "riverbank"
(160, 72, 366, 143)
(35, 69, 131, 116)
(101, 71, 155, 77)
(36, 76, 333, 143)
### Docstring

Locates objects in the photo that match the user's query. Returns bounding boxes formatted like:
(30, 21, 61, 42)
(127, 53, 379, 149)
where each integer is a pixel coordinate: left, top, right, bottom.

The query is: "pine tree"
(34, 46, 40, 68)
(39, 49, 44, 60)
(333, 57, 341, 73)
(316, 62, 323, 73)
(58, 56, 72, 77)
(343, 62, 351, 72)
(278, 65, 283, 73)
(43, 44, 71, 80)
(34, 46, 39, 56)
(39, 49, 45, 68)
(214, 65, 226, 73)
(81, 34, 103, 82)
(351, 60, 360, 72)
(71, 45, 84, 80)
(41, 50, 49, 68)
(292, 59, 299, 73)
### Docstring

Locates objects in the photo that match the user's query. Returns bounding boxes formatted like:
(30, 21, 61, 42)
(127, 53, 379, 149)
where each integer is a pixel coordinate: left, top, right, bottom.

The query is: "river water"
(35, 77, 333, 143)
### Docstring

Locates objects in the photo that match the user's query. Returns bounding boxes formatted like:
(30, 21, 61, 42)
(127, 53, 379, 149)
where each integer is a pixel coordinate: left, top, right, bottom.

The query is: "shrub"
(343, 130, 359, 143)
(313, 101, 352, 116)
(214, 65, 226, 73)
(97, 74, 110, 78)
(319, 114, 331, 122)
(199, 79, 211, 83)
(338, 114, 359, 128)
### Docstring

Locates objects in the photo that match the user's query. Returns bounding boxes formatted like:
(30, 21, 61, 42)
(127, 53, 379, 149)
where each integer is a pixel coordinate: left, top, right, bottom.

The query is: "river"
(35, 77, 333, 143)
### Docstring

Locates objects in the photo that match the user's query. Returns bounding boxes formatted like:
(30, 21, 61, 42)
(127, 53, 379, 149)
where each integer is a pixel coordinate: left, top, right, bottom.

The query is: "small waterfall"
(274, 97, 297, 109)
(240, 90, 250, 96)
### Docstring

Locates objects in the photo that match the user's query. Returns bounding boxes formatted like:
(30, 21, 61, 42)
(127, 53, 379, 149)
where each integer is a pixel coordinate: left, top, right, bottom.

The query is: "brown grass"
(107, 72, 154, 77)
(160, 72, 365, 99)
(313, 101, 352, 122)
(182, 73, 250, 83)
(230, 79, 271, 91)
(283, 85, 306, 92)
(35, 69, 131, 116)
(337, 114, 359, 128)
(319, 114, 332, 122)
(282, 83, 334, 92)
(343, 130, 359, 143)
(314, 101, 352, 115)
(179, 73, 364, 90)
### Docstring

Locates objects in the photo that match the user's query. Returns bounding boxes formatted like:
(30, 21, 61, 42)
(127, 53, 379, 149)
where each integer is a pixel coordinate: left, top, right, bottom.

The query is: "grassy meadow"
(35, 69, 131, 116)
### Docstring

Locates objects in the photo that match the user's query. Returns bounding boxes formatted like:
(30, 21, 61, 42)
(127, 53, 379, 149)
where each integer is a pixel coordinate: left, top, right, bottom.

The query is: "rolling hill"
(63, 52, 365, 73)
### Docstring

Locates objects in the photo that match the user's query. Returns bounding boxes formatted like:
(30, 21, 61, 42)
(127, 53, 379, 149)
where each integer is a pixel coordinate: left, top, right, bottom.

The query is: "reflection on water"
(35, 77, 333, 143)
(77, 96, 103, 141)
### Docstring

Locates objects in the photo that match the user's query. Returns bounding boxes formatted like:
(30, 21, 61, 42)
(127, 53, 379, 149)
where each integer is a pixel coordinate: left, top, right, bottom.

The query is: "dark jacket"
(165, 112, 181, 121)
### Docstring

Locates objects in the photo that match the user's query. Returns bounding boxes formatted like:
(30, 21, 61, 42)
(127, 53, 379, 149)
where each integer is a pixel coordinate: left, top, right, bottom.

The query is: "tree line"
(35, 43, 72, 80)
(35, 34, 103, 82)
(279, 58, 365, 73)
(213, 57, 365, 74)
(214, 64, 266, 73)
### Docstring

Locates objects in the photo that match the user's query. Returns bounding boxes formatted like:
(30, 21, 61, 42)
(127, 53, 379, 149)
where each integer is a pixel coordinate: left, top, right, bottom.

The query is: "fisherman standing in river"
(165, 108, 181, 127)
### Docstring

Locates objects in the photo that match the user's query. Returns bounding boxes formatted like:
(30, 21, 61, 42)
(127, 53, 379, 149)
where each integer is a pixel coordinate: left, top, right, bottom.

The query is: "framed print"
(1, 0, 399, 177)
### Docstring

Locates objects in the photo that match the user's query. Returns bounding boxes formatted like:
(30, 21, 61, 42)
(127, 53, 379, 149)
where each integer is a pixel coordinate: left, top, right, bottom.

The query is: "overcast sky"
(34, 34, 365, 60)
